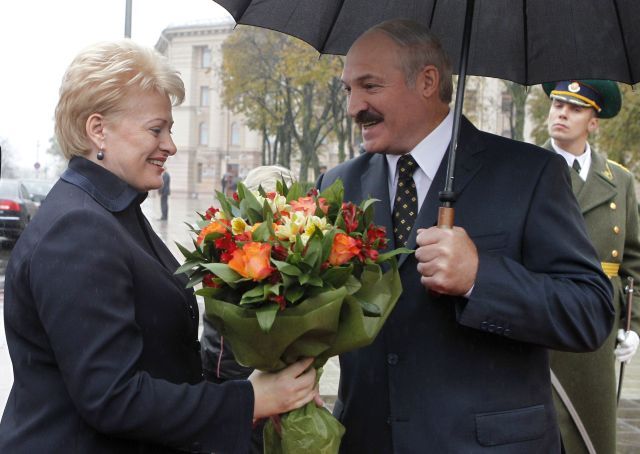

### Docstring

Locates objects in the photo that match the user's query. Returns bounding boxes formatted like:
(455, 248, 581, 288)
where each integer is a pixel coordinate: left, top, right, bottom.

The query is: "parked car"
(21, 178, 55, 206)
(0, 179, 38, 242)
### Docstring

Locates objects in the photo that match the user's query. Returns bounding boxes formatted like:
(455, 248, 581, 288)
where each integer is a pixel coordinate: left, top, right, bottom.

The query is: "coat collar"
(61, 157, 147, 212)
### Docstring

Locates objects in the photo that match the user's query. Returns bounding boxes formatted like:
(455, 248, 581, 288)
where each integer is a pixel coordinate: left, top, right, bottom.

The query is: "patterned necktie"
(392, 154, 418, 247)
(572, 159, 581, 174)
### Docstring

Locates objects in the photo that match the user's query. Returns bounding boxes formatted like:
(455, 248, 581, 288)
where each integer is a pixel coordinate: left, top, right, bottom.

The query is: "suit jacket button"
(481, 321, 488, 330)
(488, 323, 495, 333)
(504, 328, 511, 336)
(610, 202, 617, 210)
(387, 353, 399, 365)
(614, 226, 620, 234)
(612, 250, 619, 258)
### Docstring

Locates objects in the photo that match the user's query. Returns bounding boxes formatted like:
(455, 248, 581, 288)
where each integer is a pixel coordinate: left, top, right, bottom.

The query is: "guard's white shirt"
(551, 138, 592, 181)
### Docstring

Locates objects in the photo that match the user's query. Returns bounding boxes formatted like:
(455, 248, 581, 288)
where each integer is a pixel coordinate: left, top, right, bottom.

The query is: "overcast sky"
(0, 0, 231, 173)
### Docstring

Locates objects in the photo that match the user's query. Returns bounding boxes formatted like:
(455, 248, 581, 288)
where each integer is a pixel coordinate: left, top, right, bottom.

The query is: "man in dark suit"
(317, 19, 614, 453)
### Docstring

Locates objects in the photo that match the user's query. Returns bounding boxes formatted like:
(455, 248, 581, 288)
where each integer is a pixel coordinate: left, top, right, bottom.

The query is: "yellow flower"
(231, 217, 249, 235)
(275, 212, 307, 242)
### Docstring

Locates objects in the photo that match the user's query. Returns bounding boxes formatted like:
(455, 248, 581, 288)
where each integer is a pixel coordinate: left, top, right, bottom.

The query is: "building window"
(199, 122, 208, 145)
(197, 163, 203, 183)
(200, 47, 211, 68)
(230, 122, 240, 146)
(200, 86, 209, 107)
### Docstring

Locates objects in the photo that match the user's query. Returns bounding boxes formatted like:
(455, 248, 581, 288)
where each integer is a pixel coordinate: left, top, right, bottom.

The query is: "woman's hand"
(249, 357, 318, 419)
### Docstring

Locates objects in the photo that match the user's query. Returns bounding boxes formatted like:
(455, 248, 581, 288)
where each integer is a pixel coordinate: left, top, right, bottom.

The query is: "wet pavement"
(1, 192, 639, 451)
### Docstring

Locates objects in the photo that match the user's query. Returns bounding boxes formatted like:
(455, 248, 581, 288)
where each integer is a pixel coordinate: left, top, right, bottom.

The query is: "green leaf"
(302, 235, 322, 270)
(194, 286, 224, 298)
(216, 190, 234, 220)
(174, 260, 200, 275)
(256, 302, 280, 333)
(358, 300, 382, 316)
(319, 179, 344, 207)
(272, 259, 302, 276)
(240, 285, 268, 305)
(322, 265, 353, 288)
(320, 229, 337, 263)
(344, 275, 362, 295)
(376, 247, 414, 263)
(360, 198, 379, 230)
(285, 181, 305, 203)
(284, 285, 305, 303)
(252, 221, 273, 242)
(202, 263, 243, 284)
(175, 241, 198, 260)
(186, 274, 205, 288)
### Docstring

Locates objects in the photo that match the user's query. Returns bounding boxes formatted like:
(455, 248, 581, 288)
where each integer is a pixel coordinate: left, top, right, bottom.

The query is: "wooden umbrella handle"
(437, 206, 455, 229)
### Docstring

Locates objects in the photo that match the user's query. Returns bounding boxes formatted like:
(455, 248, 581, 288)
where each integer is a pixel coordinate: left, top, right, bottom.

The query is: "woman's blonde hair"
(55, 39, 185, 159)
(243, 165, 296, 192)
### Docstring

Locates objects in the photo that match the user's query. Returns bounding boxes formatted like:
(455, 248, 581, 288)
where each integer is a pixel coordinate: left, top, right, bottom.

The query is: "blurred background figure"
(159, 170, 170, 221)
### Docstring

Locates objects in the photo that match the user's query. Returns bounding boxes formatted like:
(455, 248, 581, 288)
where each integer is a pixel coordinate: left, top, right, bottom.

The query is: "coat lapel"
(360, 153, 394, 250)
(577, 150, 617, 214)
(397, 117, 485, 267)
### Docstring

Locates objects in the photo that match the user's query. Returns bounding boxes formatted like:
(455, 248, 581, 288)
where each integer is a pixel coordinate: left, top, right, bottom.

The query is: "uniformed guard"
(543, 79, 640, 454)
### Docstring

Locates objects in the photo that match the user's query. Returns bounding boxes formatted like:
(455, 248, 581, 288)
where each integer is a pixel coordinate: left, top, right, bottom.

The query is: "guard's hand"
(415, 226, 478, 295)
(615, 329, 640, 363)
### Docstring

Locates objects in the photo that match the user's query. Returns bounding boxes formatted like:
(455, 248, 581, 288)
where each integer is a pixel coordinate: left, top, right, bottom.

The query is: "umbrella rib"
(523, 0, 529, 85)
(612, 0, 635, 83)
(428, 0, 438, 29)
(317, 0, 348, 53)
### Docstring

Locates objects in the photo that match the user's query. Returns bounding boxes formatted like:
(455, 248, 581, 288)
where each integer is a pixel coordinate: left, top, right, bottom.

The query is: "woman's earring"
(97, 149, 105, 160)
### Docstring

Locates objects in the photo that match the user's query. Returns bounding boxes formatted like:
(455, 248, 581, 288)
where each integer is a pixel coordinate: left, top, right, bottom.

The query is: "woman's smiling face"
(100, 88, 176, 192)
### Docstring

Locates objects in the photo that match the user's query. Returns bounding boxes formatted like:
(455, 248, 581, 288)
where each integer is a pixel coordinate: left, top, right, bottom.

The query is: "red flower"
(205, 206, 219, 220)
(270, 294, 286, 311)
(202, 273, 222, 288)
(307, 188, 319, 197)
(272, 244, 289, 261)
(317, 197, 329, 215)
(341, 202, 360, 233)
(232, 192, 239, 201)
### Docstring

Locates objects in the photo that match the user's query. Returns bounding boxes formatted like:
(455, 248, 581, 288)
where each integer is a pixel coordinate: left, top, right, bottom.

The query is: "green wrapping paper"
(203, 262, 403, 453)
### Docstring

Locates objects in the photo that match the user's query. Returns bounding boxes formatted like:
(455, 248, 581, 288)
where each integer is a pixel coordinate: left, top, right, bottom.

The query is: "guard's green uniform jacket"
(545, 141, 640, 454)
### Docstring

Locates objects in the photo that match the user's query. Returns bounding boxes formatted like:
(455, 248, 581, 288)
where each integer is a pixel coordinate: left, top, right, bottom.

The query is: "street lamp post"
(124, 0, 132, 38)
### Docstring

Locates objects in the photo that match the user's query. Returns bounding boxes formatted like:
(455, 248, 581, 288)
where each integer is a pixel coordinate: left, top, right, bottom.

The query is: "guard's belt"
(601, 261, 620, 278)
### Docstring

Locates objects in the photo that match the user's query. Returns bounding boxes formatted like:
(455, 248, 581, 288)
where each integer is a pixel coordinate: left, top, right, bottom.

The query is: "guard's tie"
(572, 158, 581, 175)
(392, 154, 418, 247)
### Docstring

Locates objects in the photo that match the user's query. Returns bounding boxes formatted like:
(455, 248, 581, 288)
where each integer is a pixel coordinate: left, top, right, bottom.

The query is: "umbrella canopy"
(213, 0, 640, 85)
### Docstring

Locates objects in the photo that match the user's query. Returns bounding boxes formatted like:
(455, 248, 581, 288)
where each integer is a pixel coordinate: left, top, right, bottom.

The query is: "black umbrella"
(212, 0, 640, 225)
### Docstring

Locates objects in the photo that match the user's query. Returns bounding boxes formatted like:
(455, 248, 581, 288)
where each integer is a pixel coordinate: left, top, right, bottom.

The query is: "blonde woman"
(0, 41, 316, 453)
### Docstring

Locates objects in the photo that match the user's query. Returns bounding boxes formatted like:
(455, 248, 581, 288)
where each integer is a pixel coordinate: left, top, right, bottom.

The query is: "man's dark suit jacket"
(0, 157, 253, 453)
(318, 118, 614, 453)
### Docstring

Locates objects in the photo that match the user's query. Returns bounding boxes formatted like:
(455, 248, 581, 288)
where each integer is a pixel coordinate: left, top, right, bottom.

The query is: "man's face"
(547, 99, 598, 150)
(341, 32, 433, 155)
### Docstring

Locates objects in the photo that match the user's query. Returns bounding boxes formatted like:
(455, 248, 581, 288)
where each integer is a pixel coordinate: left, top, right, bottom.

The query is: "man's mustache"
(355, 110, 383, 125)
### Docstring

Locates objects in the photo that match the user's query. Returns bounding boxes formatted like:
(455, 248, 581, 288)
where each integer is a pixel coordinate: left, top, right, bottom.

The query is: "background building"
(156, 19, 261, 198)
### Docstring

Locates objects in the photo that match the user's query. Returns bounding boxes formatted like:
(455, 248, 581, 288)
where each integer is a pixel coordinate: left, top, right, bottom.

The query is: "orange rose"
(197, 220, 229, 245)
(328, 233, 361, 266)
(228, 242, 274, 281)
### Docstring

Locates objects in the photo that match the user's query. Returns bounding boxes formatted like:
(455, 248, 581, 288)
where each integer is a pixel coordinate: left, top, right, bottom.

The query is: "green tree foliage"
(526, 85, 551, 146)
(220, 26, 349, 182)
(596, 85, 640, 170)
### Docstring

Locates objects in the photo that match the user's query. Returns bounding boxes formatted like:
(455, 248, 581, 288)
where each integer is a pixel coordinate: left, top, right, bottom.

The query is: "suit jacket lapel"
(360, 153, 394, 250)
(398, 117, 485, 267)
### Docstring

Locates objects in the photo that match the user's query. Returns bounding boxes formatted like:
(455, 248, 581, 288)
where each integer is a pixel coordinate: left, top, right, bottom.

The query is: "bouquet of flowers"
(177, 178, 409, 453)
